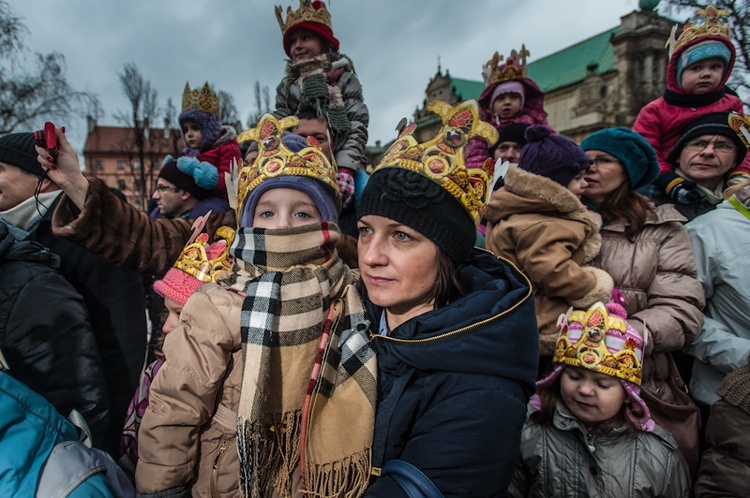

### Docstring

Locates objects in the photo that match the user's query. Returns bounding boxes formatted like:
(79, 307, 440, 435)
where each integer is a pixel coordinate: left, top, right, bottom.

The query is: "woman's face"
(357, 215, 439, 330)
(583, 150, 628, 206)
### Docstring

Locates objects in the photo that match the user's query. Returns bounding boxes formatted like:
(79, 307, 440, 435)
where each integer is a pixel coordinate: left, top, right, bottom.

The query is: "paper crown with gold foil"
(373, 100, 498, 226)
(667, 5, 732, 57)
(181, 82, 220, 117)
(553, 302, 644, 385)
(275, 0, 332, 34)
(234, 113, 338, 217)
(172, 224, 235, 283)
(728, 112, 750, 149)
(482, 45, 530, 86)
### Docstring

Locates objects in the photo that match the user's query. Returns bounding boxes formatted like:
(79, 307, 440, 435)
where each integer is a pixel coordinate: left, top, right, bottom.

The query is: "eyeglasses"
(684, 139, 737, 154)
(153, 184, 179, 194)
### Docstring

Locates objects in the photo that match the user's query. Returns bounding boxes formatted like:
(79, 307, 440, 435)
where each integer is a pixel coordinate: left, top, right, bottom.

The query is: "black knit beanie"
(357, 167, 475, 263)
(0, 133, 45, 176)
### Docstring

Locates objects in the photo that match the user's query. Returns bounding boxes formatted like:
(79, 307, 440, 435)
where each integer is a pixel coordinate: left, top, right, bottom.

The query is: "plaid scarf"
(220, 223, 376, 498)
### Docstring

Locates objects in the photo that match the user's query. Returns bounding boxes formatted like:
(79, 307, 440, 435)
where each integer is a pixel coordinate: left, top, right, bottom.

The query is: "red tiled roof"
(83, 126, 181, 155)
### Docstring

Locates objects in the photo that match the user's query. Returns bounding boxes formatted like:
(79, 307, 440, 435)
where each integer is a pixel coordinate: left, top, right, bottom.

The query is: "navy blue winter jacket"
(364, 249, 539, 497)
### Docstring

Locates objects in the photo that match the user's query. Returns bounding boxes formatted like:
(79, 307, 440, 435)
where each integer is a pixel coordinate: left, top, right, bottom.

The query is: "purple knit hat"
(518, 125, 592, 187)
(179, 109, 222, 155)
(536, 302, 655, 432)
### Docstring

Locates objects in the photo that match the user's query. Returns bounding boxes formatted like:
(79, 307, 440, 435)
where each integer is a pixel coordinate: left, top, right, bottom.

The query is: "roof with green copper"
(527, 26, 620, 92)
(451, 77, 485, 100)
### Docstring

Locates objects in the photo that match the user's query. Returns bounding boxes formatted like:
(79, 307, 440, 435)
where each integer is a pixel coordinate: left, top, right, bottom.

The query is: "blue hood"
(367, 249, 539, 396)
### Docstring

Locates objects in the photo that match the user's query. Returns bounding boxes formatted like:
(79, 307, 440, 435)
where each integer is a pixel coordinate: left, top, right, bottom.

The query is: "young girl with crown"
(272, 0, 369, 213)
(465, 46, 550, 170)
(177, 82, 242, 201)
(507, 302, 691, 498)
(134, 115, 376, 498)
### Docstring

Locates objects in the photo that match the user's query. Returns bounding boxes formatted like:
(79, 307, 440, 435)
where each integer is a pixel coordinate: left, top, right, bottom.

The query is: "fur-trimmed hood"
(486, 165, 603, 262)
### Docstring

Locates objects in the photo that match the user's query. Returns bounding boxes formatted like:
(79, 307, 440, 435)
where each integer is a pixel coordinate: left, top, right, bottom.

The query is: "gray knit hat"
(0, 133, 45, 177)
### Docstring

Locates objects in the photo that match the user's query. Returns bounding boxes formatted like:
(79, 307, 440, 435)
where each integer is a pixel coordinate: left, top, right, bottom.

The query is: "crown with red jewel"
(181, 82, 220, 117)
(172, 224, 235, 283)
(667, 5, 732, 57)
(482, 45, 530, 86)
(373, 100, 498, 226)
(553, 302, 644, 385)
(234, 114, 337, 217)
(275, 0, 332, 33)
(728, 112, 750, 149)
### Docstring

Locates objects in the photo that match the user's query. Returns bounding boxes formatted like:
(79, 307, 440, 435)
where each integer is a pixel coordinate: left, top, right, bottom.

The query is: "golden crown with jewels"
(482, 45, 530, 86)
(275, 0, 332, 33)
(667, 5, 732, 57)
(553, 302, 644, 385)
(173, 223, 235, 283)
(181, 82, 220, 117)
(234, 113, 338, 217)
(728, 112, 750, 149)
(374, 100, 498, 226)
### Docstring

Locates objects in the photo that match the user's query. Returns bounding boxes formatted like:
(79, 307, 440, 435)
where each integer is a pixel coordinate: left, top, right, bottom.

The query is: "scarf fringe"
(302, 449, 372, 498)
(238, 419, 264, 498)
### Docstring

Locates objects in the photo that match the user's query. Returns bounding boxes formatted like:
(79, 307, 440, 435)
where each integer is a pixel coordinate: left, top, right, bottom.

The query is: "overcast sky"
(13, 0, 652, 151)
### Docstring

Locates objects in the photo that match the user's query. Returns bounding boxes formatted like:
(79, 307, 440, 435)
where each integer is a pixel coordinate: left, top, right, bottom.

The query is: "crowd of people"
(2, 1, 750, 497)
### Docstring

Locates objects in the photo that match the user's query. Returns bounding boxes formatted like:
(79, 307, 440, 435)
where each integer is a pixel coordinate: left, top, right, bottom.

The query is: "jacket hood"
(479, 77, 547, 124)
(367, 249, 539, 394)
(0, 221, 60, 269)
(666, 35, 736, 94)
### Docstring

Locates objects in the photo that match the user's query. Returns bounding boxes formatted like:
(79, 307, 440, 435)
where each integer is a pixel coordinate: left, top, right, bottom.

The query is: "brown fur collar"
(503, 166, 603, 262)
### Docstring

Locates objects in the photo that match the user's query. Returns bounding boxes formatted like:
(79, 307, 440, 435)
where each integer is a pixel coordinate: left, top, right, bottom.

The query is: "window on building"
(133, 161, 141, 170)
(95, 160, 104, 171)
(117, 161, 125, 170)
(134, 179, 143, 191)
(117, 179, 126, 190)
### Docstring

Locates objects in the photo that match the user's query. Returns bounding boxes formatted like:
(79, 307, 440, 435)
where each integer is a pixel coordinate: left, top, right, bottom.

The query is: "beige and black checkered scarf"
(219, 223, 376, 498)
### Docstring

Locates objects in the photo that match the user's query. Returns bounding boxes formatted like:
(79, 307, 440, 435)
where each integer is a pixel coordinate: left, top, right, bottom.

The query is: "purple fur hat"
(179, 109, 222, 156)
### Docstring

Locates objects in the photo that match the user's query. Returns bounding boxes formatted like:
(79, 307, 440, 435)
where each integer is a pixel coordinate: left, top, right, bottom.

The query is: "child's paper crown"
(728, 112, 750, 149)
(181, 82, 220, 118)
(553, 302, 644, 386)
(482, 45, 530, 86)
(234, 114, 338, 218)
(275, 0, 332, 34)
(172, 222, 235, 284)
(667, 5, 732, 58)
(373, 100, 498, 226)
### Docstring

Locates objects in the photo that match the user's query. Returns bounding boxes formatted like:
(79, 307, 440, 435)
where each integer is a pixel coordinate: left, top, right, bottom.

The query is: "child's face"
(560, 366, 627, 425)
(162, 297, 183, 334)
(253, 188, 322, 229)
(492, 93, 523, 119)
(182, 121, 202, 149)
(566, 170, 589, 199)
(289, 28, 325, 63)
(680, 57, 725, 95)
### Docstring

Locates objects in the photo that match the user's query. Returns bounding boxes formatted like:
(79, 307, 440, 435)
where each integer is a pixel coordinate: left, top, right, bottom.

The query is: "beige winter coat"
(136, 285, 242, 497)
(485, 166, 613, 355)
(590, 202, 705, 393)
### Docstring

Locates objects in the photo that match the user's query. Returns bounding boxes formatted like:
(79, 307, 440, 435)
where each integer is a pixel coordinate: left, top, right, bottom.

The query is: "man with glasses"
(150, 158, 228, 220)
(642, 112, 747, 221)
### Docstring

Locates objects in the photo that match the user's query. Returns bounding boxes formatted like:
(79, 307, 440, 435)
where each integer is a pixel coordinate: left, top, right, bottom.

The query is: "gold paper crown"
(173, 224, 235, 283)
(667, 5, 732, 57)
(275, 0, 332, 34)
(553, 302, 643, 385)
(728, 112, 750, 149)
(482, 45, 530, 86)
(374, 100, 498, 226)
(181, 82, 220, 117)
(235, 113, 338, 217)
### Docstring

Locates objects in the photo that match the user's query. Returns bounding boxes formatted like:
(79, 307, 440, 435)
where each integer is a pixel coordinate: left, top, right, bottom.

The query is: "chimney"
(86, 115, 96, 134)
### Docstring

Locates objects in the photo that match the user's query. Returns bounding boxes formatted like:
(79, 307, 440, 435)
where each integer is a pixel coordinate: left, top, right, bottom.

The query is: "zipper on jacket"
(586, 432, 596, 453)
(210, 439, 229, 498)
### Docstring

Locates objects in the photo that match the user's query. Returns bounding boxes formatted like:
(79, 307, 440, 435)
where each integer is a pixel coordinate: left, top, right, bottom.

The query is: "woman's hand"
(35, 126, 89, 210)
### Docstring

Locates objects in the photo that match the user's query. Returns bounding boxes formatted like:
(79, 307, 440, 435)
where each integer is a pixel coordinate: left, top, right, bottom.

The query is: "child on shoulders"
(633, 5, 749, 201)
(273, 0, 369, 212)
